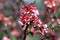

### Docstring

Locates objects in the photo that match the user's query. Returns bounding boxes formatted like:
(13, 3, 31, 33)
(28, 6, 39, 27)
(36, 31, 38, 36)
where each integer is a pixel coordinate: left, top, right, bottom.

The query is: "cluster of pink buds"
(18, 4, 52, 35)
(18, 4, 39, 34)
(35, 24, 49, 35)
(0, 13, 16, 27)
(44, 0, 56, 13)
(3, 17, 12, 26)
(18, 4, 39, 25)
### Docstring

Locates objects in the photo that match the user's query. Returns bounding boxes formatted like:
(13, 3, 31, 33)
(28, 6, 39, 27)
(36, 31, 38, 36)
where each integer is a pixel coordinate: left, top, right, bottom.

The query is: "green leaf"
(10, 35, 16, 40)
(55, 12, 60, 18)
(0, 31, 7, 36)
(57, 24, 60, 28)
(26, 29, 31, 34)
(48, 23, 57, 31)
(29, 34, 39, 40)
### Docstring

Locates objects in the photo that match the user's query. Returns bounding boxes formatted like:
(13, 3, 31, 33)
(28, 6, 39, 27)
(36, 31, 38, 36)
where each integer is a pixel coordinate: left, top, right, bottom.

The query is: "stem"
(23, 24, 29, 40)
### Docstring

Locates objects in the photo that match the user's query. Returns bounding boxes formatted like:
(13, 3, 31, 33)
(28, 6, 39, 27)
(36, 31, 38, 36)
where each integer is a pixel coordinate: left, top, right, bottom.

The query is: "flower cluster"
(1, 0, 60, 40)
(44, 0, 56, 8)
(44, 0, 56, 13)
(18, 4, 39, 25)
(18, 4, 52, 36)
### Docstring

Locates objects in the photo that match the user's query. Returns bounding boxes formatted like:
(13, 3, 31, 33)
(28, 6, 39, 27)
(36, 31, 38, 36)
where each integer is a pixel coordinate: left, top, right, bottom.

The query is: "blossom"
(55, 0, 60, 6)
(30, 27, 35, 34)
(18, 4, 39, 25)
(44, 0, 56, 12)
(18, 4, 50, 36)
(57, 0, 60, 4)
(20, 4, 39, 16)
(2, 36, 11, 40)
(3, 17, 12, 26)
(33, 19, 42, 27)
(10, 29, 20, 37)
(57, 17, 60, 24)
(44, 0, 56, 8)
(29, 4, 39, 15)
(50, 15, 55, 22)
(0, 13, 4, 21)
(42, 24, 47, 28)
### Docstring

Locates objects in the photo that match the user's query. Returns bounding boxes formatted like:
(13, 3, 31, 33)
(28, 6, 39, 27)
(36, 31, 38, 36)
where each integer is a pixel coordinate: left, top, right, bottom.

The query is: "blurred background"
(0, 0, 60, 40)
